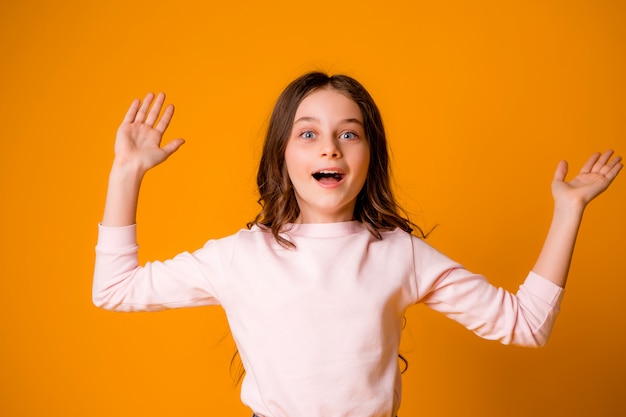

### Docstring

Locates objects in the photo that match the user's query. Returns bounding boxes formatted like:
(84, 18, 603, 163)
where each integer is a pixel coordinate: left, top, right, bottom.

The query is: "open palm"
(115, 92, 184, 172)
(552, 150, 622, 207)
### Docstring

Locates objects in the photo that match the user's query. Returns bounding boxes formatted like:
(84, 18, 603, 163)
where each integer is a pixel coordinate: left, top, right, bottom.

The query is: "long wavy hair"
(247, 71, 425, 244)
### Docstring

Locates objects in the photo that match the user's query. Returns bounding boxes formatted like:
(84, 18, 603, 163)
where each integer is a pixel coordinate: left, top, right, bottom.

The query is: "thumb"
(162, 138, 185, 157)
(553, 160, 568, 182)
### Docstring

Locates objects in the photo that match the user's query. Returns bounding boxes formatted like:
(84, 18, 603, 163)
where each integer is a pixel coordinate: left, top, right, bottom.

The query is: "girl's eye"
(340, 131, 357, 140)
(300, 131, 316, 139)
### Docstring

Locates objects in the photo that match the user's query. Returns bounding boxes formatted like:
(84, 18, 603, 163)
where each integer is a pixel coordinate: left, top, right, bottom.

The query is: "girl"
(93, 72, 622, 417)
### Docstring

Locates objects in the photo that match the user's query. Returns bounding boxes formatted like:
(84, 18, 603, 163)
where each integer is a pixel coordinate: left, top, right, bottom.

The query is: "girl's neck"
(287, 220, 363, 237)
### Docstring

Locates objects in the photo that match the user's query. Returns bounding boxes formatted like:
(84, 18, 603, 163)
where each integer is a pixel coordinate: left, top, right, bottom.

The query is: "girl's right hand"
(114, 92, 185, 173)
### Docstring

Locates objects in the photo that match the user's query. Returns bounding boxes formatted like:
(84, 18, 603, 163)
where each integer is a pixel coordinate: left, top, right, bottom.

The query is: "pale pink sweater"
(93, 221, 564, 417)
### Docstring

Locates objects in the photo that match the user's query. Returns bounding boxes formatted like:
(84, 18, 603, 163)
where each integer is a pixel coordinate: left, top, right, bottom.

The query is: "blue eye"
(300, 131, 316, 139)
(340, 131, 357, 140)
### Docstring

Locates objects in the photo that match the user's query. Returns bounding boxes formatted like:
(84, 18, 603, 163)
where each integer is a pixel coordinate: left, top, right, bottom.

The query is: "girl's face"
(285, 88, 370, 223)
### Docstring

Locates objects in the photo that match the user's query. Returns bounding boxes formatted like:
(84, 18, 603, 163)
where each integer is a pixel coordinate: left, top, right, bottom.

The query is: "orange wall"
(1, 1, 625, 416)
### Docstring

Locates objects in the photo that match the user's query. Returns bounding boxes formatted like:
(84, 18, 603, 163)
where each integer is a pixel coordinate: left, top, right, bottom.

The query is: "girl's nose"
(319, 136, 341, 158)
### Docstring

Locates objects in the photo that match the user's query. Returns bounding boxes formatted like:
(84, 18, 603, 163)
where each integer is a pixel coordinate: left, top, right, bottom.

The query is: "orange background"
(1, 0, 625, 416)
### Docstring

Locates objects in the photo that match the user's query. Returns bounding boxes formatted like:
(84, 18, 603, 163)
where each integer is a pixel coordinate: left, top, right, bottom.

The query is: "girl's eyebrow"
(293, 116, 364, 126)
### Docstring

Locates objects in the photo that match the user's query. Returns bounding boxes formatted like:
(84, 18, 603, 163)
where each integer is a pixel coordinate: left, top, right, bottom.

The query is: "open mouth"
(312, 170, 346, 184)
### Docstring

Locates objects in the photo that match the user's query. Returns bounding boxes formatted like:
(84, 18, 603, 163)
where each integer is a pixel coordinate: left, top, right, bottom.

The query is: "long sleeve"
(411, 237, 565, 347)
(92, 224, 225, 311)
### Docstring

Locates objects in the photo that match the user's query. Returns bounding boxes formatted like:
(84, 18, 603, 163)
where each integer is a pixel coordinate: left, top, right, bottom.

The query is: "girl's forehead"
(294, 88, 362, 120)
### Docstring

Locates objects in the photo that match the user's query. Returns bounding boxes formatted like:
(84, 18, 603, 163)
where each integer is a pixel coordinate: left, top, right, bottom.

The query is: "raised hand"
(102, 92, 185, 226)
(530, 150, 622, 287)
(114, 92, 185, 173)
(552, 150, 623, 209)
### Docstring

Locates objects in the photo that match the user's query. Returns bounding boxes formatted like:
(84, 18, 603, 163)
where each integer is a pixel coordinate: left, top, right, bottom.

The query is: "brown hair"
(248, 71, 424, 245)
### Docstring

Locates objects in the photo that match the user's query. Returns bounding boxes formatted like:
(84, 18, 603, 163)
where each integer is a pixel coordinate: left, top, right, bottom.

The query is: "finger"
(155, 104, 175, 133)
(605, 158, 623, 182)
(134, 92, 155, 123)
(553, 160, 568, 182)
(591, 149, 614, 172)
(122, 98, 141, 124)
(145, 92, 166, 127)
(162, 138, 185, 157)
(579, 152, 601, 174)
(599, 152, 621, 172)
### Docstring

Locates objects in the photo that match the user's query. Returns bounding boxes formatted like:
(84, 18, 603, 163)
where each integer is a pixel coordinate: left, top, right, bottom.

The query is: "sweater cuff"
(523, 271, 565, 307)
(96, 223, 138, 250)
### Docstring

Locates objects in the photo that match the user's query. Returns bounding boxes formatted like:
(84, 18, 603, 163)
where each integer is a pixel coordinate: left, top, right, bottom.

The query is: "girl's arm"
(94, 93, 226, 311)
(532, 150, 622, 287)
(102, 92, 184, 226)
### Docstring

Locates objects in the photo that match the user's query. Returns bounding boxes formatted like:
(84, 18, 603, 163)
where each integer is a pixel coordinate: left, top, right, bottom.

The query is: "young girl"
(93, 72, 622, 417)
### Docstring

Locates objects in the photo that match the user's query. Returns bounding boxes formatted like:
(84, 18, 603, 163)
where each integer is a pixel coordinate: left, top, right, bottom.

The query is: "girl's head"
(249, 71, 415, 245)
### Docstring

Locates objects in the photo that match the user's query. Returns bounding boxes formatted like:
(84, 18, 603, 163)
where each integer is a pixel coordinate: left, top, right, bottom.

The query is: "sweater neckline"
(284, 221, 365, 238)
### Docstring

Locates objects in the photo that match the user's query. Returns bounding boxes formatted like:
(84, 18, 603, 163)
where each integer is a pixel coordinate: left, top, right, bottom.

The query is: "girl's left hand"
(552, 149, 623, 208)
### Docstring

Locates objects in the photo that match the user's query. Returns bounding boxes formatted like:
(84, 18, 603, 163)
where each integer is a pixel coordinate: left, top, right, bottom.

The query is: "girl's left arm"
(532, 150, 622, 288)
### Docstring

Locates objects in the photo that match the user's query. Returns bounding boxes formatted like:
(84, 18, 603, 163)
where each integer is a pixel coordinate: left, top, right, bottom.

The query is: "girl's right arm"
(102, 92, 184, 226)
(95, 93, 224, 312)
